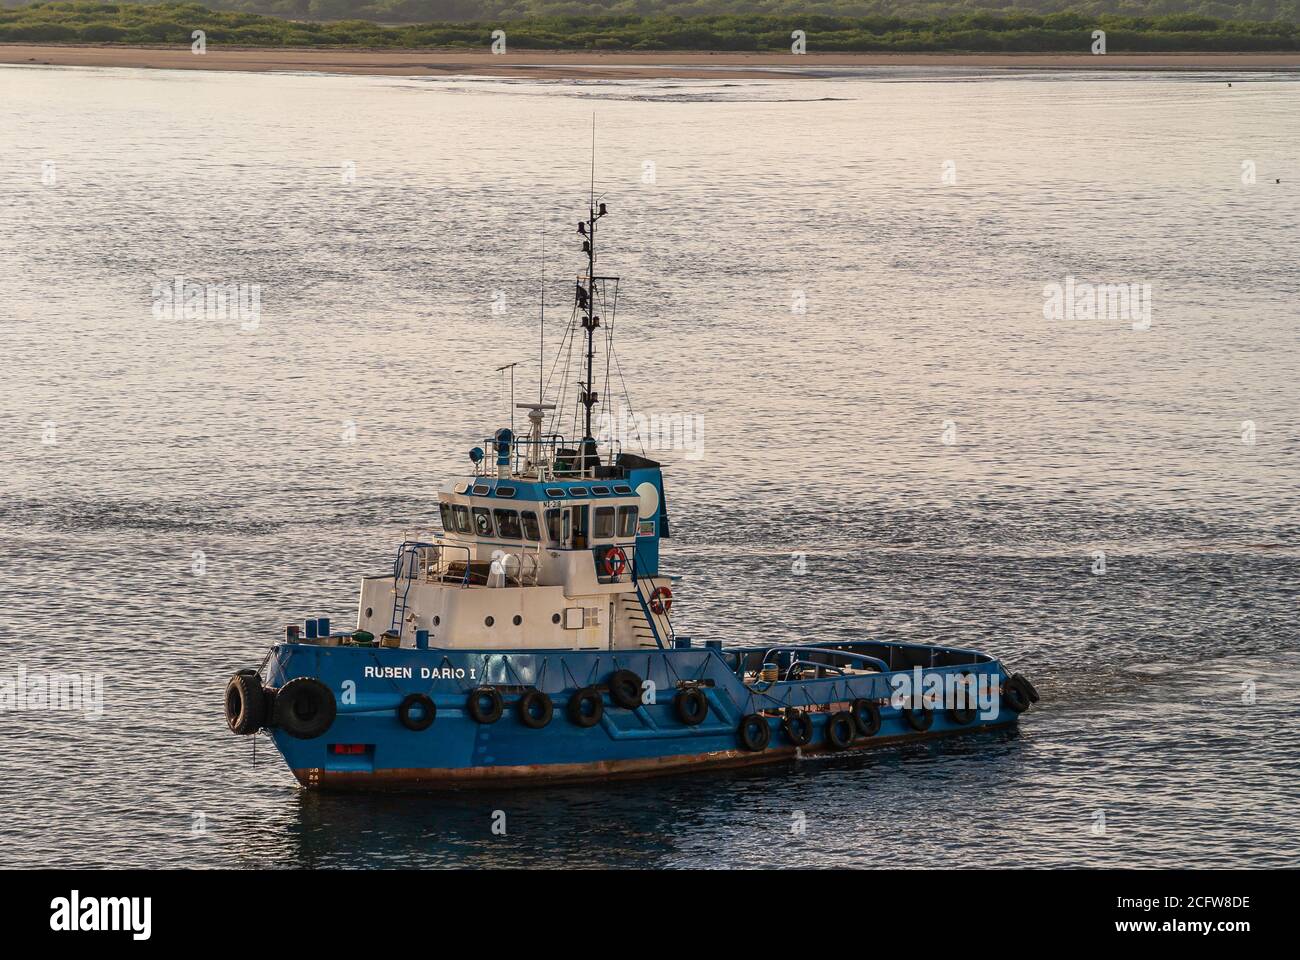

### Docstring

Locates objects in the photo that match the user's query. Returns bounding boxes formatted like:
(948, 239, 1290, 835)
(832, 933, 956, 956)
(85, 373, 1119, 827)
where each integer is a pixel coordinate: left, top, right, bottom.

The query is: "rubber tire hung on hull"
(738, 713, 770, 752)
(825, 711, 855, 749)
(782, 709, 813, 746)
(274, 677, 336, 740)
(607, 670, 643, 711)
(1014, 672, 1040, 702)
(1002, 675, 1033, 713)
(517, 689, 553, 729)
(948, 673, 977, 725)
(568, 687, 604, 727)
(903, 704, 934, 732)
(398, 693, 436, 731)
(851, 698, 881, 737)
(225, 671, 265, 735)
(467, 686, 504, 724)
(674, 687, 708, 725)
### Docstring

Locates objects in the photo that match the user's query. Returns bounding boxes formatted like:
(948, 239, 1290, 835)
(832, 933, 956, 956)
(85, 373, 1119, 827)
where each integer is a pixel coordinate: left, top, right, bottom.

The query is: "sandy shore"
(3, 44, 1300, 78)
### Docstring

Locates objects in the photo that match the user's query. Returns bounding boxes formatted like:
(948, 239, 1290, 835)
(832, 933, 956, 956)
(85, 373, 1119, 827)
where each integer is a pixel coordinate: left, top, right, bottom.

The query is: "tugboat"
(224, 189, 1039, 790)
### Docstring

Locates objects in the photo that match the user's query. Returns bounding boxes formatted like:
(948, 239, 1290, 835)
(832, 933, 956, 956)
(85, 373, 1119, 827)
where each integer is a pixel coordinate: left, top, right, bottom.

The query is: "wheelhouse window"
(521, 510, 541, 541)
(594, 506, 616, 539)
(493, 509, 522, 540)
(617, 506, 638, 538)
(452, 505, 471, 534)
(545, 508, 561, 543)
(472, 507, 494, 538)
(439, 502, 454, 533)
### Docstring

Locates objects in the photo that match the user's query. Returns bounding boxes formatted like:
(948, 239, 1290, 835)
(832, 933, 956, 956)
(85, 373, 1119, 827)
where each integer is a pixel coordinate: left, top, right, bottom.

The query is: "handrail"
(632, 577, 668, 651)
(471, 432, 623, 480)
(757, 645, 889, 677)
(393, 538, 544, 590)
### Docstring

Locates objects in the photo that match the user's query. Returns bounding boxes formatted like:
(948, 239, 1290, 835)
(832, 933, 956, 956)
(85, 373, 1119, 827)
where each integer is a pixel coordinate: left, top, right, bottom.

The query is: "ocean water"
(0, 65, 1297, 868)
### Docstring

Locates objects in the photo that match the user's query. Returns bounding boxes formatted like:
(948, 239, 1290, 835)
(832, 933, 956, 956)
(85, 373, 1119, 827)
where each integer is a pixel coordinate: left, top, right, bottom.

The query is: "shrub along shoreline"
(2, 2, 1299, 51)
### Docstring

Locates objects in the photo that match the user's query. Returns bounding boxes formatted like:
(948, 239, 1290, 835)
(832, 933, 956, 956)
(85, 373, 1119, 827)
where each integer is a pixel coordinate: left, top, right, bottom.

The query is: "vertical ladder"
(389, 543, 417, 640)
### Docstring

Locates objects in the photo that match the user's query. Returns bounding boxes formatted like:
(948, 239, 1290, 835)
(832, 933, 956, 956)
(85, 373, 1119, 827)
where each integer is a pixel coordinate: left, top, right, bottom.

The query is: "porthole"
(433, 616, 441, 626)
(485, 616, 495, 627)
(512, 615, 522, 626)
(365, 607, 373, 618)
(552, 613, 561, 624)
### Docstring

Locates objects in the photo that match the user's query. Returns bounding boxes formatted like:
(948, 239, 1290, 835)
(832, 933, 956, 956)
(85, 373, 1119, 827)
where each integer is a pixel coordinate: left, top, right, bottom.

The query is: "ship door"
(570, 505, 589, 550)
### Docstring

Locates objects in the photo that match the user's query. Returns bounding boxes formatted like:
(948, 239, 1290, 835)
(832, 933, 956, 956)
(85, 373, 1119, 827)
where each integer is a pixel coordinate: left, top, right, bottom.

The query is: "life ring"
(948, 673, 977, 725)
(603, 546, 628, 578)
(273, 677, 336, 740)
(649, 586, 673, 615)
(568, 686, 605, 727)
(782, 709, 813, 746)
(851, 698, 881, 737)
(738, 713, 770, 752)
(1003, 676, 1032, 714)
(398, 693, 436, 731)
(825, 710, 855, 749)
(903, 704, 934, 731)
(517, 689, 553, 729)
(467, 686, 504, 724)
(607, 669, 643, 710)
(225, 672, 266, 735)
(674, 687, 708, 725)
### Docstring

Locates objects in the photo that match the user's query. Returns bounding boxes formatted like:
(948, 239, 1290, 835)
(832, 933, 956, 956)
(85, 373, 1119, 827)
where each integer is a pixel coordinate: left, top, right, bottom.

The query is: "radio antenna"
(539, 226, 545, 404)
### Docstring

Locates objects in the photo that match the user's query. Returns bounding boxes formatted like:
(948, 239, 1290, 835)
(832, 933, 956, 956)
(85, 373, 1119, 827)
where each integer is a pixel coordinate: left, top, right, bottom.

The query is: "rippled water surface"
(1, 65, 1297, 868)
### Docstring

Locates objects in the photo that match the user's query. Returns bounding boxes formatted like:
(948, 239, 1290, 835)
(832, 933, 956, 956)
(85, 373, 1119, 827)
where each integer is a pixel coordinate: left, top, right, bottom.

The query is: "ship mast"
(577, 128, 608, 478)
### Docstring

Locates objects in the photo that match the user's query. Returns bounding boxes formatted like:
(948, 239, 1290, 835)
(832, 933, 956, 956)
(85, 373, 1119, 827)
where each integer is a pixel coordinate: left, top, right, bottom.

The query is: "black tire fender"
(607, 670, 643, 710)
(948, 673, 977, 725)
(1003, 676, 1031, 714)
(568, 687, 604, 727)
(903, 703, 935, 731)
(273, 677, 336, 740)
(738, 713, 770, 752)
(467, 686, 504, 724)
(225, 672, 266, 735)
(851, 698, 881, 737)
(517, 689, 553, 729)
(398, 693, 436, 731)
(782, 709, 813, 746)
(1012, 672, 1040, 704)
(825, 710, 855, 749)
(674, 687, 708, 726)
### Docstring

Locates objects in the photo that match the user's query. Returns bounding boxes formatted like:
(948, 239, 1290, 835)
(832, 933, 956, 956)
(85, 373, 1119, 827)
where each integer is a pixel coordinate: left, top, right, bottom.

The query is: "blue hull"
(261, 640, 1024, 790)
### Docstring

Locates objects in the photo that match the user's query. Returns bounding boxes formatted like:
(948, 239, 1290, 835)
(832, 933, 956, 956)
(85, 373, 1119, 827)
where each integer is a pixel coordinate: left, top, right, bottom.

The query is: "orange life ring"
(603, 546, 627, 578)
(649, 585, 673, 615)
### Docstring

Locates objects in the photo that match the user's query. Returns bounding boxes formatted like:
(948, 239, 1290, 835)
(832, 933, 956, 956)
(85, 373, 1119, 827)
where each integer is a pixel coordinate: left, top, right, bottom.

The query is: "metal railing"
(471, 433, 623, 481)
(755, 646, 890, 680)
(394, 534, 543, 589)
